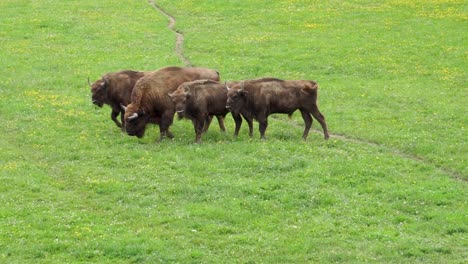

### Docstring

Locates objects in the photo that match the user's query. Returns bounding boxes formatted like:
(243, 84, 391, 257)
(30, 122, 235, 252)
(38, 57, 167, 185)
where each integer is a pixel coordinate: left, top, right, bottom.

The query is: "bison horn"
(87, 77, 92, 86)
(128, 112, 139, 120)
(120, 104, 127, 111)
(224, 82, 230, 91)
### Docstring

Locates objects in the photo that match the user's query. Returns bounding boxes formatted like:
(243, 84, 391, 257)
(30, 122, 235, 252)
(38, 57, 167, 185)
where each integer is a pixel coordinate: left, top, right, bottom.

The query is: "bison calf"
(169, 80, 243, 143)
(226, 78, 329, 140)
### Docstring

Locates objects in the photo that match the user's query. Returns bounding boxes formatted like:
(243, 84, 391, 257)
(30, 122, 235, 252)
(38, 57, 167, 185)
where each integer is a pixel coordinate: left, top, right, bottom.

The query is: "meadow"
(0, 0, 466, 263)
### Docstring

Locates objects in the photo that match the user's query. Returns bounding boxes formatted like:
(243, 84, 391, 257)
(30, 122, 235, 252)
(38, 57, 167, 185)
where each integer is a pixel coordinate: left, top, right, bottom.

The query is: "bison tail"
(301, 81, 319, 95)
(312, 82, 319, 90)
(308, 81, 319, 91)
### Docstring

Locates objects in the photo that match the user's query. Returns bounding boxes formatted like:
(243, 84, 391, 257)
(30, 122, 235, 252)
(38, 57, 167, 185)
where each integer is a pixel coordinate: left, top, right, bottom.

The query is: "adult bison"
(168, 80, 243, 143)
(225, 78, 329, 140)
(89, 70, 148, 130)
(123, 66, 220, 141)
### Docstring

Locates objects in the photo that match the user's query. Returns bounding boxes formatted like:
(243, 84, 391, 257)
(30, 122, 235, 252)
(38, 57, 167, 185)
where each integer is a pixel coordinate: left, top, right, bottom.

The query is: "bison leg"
(232, 113, 243, 137)
(194, 118, 205, 143)
(216, 115, 226, 132)
(158, 128, 167, 141)
(243, 114, 254, 137)
(111, 109, 122, 128)
(119, 110, 126, 131)
(309, 104, 330, 140)
(203, 115, 213, 133)
(300, 109, 312, 140)
(158, 111, 175, 141)
(166, 130, 174, 139)
(258, 116, 268, 140)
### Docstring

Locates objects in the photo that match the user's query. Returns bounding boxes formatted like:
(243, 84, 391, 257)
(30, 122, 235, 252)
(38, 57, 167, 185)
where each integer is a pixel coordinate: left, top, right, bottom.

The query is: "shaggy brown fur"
(169, 80, 243, 143)
(90, 70, 148, 129)
(226, 78, 329, 140)
(123, 66, 220, 140)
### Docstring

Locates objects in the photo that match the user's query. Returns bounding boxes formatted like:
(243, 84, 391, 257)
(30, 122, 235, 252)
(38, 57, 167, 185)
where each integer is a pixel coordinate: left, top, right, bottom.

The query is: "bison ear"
(239, 82, 248, 95)
(182, 85, 191, 97)
(101, 77, 109, 89)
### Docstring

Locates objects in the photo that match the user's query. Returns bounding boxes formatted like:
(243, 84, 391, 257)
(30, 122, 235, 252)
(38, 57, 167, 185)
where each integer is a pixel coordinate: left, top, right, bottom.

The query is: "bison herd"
(89, 66, 329, 143)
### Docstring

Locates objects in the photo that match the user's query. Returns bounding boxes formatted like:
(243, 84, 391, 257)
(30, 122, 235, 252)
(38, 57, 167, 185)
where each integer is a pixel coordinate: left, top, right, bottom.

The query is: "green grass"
(0, 0, 466, 263)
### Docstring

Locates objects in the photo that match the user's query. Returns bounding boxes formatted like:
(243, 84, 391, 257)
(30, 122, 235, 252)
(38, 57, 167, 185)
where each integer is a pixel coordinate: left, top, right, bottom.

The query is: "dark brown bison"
(226, 78, 329, 140)
(123, 66, 220, 141)
(89, 70, 148, 130)
(168, 80, 243, 143)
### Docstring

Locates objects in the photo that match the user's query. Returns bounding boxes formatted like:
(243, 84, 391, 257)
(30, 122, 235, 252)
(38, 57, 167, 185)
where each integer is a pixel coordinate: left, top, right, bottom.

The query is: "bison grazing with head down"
(122, 66, 220, 141)
(226, 78, 329, 140)
(168, 80, 243, 143)
(89, 70, 148, 130)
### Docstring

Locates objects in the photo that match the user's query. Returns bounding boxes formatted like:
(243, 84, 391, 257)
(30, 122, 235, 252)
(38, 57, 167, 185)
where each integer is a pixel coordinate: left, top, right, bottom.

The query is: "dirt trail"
(147, 1, 464, 181)
(148, 0, 193, 67)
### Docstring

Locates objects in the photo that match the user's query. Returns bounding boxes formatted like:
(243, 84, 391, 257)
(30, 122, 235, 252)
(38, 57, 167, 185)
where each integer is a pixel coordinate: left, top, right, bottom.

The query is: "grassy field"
(0, 0, 466, 263)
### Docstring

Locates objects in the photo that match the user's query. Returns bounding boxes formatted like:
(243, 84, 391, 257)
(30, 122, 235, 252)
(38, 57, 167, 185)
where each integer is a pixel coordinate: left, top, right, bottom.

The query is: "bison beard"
(123, 66, 220, 141)
(226, 78, 329, 140)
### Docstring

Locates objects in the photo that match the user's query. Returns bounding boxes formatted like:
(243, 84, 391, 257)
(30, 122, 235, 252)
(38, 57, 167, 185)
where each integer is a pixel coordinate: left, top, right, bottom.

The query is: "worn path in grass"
(148, 1, 464, 181)
(274, 113, 466, 181)
(148, 0, 192, 67)
(326, 130, 464, 181)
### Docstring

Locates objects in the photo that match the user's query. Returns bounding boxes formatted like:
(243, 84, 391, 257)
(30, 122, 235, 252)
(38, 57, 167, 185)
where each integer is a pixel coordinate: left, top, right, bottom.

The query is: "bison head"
(226, 82, 247, 114)
(168, 85, 190, 118)
(123, 104, 150, 138)
(89, 77, 108, 107)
